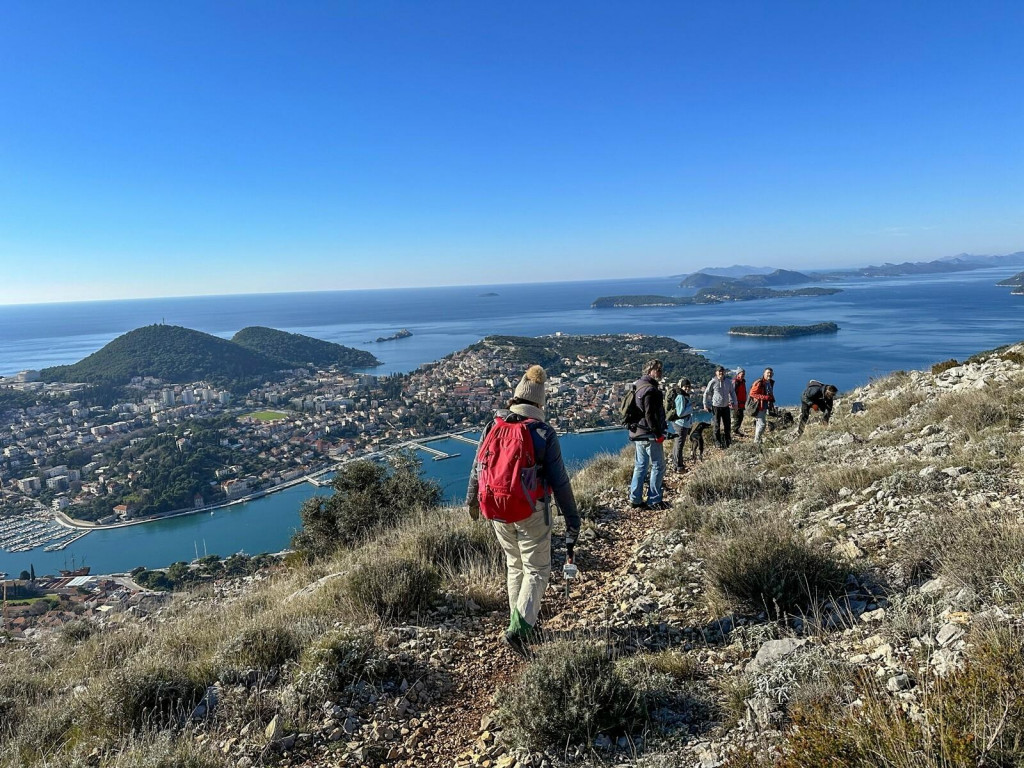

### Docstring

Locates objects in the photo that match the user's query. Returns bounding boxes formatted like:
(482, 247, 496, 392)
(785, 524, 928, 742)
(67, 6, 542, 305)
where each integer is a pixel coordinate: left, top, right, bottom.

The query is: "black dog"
(689, 422, 710, 461)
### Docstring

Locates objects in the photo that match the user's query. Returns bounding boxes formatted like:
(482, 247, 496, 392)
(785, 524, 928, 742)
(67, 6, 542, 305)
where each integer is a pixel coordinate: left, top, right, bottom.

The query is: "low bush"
(346, 556, 440, 620)
(405, 519, 503, 575)
(297, 627, 396, 700)
(701, 519, 848, 616)
(58, 620, 96, 645)
(497, 641, 643, 750)
(930, 358, 960, 375)
(102, 663, 207, 732)
(217, 623, 301, 674)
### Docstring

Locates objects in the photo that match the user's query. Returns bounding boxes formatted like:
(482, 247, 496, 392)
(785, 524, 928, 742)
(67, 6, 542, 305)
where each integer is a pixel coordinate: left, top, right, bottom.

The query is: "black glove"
(566, 540, 575, 563)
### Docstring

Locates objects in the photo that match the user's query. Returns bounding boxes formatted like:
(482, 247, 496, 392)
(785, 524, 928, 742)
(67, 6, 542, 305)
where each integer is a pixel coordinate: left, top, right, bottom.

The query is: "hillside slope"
(41, 324, 282, 385)
(231, 326, 380, 369)
(5, 343, 1024, 768)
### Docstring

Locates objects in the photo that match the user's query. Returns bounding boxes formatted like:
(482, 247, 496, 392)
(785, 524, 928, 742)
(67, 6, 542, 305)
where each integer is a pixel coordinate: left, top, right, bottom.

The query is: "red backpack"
(476, 416, 545, 523)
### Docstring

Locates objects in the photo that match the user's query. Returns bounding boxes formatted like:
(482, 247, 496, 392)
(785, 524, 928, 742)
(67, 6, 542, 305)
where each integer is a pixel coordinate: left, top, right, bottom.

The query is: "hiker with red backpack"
(466, 364, 580, 657)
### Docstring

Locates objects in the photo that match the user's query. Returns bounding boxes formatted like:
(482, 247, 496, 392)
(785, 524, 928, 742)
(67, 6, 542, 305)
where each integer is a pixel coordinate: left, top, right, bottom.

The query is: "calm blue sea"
(1, 268, 1021, 574)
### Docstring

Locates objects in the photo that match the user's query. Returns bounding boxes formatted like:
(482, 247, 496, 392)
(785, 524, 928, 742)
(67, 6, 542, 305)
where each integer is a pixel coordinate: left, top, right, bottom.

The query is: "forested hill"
(231, 326, 380, 369)
(466, 333, 717, 384)
(41, 325, 283, 385)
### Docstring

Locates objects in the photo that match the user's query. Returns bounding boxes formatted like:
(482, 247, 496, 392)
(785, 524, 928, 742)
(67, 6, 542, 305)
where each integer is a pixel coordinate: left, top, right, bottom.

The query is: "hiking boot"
(649, 501, 671, 511)
(630, 501, 650, 510)
(503, 630, 533, 659)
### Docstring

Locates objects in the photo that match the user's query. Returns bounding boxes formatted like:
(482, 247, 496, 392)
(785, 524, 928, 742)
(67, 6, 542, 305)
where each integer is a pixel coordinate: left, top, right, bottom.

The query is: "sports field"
(245, 410, 289, 422)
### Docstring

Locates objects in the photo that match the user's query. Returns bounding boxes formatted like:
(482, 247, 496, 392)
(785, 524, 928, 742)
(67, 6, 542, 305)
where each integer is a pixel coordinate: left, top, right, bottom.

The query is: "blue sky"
(1, 1, 1022, 304)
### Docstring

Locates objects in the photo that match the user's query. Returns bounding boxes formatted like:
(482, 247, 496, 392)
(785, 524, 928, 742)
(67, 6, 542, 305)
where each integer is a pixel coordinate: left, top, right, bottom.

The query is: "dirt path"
(427, 472, 689, 767)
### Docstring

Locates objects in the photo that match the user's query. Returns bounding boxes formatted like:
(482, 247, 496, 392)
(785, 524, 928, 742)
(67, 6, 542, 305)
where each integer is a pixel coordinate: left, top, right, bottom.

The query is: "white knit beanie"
(513, 365, 547, 408)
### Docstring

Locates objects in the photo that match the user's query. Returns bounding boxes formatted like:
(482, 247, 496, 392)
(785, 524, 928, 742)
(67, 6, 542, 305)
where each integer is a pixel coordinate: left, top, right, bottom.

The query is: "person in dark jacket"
(627, 359, 668, 509)
(798, 381, 838, 434)
(466, 365, 581, 657)
(731, 368, 748, 437)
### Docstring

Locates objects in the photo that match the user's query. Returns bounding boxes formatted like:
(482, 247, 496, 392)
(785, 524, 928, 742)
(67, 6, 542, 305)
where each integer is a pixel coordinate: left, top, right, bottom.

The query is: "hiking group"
(466, 360, 837, 657)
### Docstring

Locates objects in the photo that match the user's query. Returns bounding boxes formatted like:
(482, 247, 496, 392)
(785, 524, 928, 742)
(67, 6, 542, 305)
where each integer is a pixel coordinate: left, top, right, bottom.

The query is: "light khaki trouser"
(492, 504, 552, 632)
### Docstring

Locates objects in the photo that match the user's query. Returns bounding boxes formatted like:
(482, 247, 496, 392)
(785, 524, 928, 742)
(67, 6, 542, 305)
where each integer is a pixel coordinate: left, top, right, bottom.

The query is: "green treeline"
(728, 322, 840, 337)
(232, 326, 380, 369)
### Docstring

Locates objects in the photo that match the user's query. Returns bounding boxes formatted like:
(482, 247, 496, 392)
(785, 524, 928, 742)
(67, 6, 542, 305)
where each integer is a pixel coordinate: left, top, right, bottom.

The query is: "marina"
(0, 513, 79, 554)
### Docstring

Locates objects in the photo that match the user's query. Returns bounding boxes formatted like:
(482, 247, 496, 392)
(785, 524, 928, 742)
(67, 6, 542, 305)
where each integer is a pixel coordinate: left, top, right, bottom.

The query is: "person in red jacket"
(731, 368, 748, 437)
(748, 367, 776, 444)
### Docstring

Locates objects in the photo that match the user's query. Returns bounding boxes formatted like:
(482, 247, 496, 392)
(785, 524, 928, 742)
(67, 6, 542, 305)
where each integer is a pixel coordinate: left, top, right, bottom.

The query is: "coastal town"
(0, 332, 712, 549)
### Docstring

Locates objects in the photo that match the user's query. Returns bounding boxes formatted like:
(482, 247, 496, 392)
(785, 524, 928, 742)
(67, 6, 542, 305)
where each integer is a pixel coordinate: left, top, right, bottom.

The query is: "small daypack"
(476, 416, 544, 523)
(619, 385, 643, 427)
(665, 387, 680, 422)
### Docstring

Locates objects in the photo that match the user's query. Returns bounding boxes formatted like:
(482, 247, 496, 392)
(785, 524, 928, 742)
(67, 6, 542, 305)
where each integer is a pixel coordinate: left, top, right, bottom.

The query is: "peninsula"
(592, 286, 841, 308)
(729, 322, 840, 338)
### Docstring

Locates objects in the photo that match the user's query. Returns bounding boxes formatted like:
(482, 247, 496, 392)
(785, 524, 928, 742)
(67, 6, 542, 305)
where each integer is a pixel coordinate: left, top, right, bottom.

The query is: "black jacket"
(801, 382, 835, 422)
(628, 374, 667, 441)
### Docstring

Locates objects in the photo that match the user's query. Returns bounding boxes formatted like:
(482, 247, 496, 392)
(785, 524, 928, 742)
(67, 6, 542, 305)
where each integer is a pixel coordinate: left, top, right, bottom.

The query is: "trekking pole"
(563, 543, 578, 598)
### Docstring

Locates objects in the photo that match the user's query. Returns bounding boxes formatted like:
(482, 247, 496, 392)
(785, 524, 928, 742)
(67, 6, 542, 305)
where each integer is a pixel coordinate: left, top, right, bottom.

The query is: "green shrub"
(297, 628, 396, 700)
(346, 556, 440, 620)
(497, 641, 643, 749)
(218, 624, 301, 673)
(103, 663, 207, 731)
(930, 358, 960, 375)
(292, 456, 442, 559)
(701, 519, 847, 616)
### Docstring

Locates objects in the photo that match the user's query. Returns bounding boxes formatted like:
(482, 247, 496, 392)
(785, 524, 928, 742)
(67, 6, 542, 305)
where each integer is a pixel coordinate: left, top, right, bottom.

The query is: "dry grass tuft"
(700, 518, 848, 617)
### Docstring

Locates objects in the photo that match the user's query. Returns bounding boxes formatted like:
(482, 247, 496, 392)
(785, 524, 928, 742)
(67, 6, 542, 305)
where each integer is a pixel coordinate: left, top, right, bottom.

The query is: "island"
(479, 292, 499, 297)
(592, 286, 841, 308)
(374, 328, 413, 342)
(728, 322, 839, 338)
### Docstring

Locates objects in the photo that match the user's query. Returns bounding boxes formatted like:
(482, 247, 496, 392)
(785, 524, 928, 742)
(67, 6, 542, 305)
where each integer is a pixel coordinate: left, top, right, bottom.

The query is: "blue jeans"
(629, 440, 665, 505)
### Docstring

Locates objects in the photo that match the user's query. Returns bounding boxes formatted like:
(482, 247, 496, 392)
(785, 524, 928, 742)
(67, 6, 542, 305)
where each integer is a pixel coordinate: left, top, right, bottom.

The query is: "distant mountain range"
(42, 324, 380, 386)
(680, 268, 813, 289)
(679, 251, 1024, 288)
(679, 253, 1024, 290)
